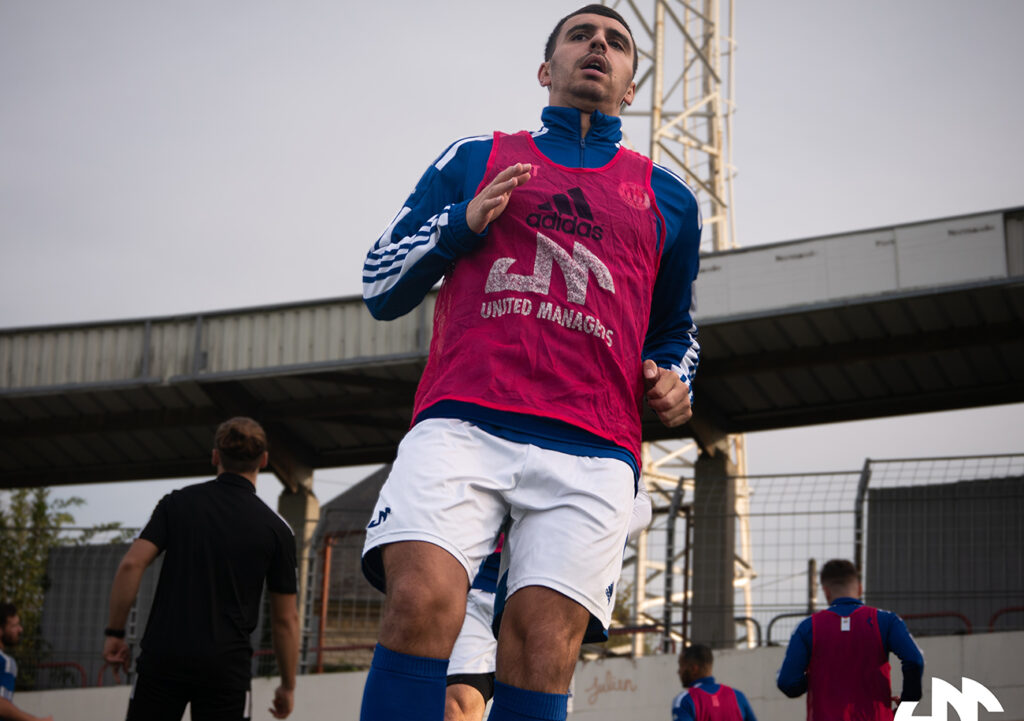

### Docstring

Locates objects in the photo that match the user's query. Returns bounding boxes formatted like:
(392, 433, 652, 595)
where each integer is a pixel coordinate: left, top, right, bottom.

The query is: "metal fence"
(635, 453, 1024, 653)
(6, 453, 1022, 689)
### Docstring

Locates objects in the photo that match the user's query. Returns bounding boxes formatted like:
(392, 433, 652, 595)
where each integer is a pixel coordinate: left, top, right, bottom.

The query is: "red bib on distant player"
(808, 606, 893, 720)
(690, 685, 743, 721)
(413, 131, 665, 460)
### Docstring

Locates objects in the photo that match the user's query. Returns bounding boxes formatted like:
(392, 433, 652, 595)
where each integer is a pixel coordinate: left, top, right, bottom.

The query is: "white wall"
(16, 631, 1023, 720)
(695, 210, 1009, 322)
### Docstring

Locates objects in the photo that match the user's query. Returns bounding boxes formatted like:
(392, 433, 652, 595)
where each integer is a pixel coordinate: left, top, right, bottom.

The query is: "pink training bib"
(808, 606, 893, 721)
(690, 685, 743, 721)
(413, 131, 665, 461)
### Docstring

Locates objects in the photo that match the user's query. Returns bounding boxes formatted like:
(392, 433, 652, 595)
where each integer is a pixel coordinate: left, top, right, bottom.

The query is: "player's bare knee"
(384, 576, 465, 632)
(515, 616, 577, 655)
(443, 695, 469, 721)
(507, 587, 587, 640)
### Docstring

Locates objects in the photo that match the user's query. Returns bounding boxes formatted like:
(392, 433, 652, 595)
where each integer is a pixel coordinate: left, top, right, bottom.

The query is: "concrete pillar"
(275, 472, 320, 629)
(691, 449, 736, 648)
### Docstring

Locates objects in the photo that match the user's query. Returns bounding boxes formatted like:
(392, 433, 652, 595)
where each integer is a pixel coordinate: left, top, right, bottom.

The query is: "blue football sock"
(488, 680, 569, 721)
(359, 644, 448, 721)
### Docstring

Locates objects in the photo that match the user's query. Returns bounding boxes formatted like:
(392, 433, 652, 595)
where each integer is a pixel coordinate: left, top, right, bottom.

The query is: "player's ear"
(621, 80, 636, 107)
(258, 451, 269, 469)
(211, 449, 220, 468)
(538, 61, 552, 88)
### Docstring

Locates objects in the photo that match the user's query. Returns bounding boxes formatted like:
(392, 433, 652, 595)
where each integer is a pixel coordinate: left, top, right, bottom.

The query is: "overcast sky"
(2, 1, 1022, 527)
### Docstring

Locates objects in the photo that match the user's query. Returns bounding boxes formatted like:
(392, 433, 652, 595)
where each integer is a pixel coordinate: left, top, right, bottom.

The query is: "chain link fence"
(630, 453, 1024, 653)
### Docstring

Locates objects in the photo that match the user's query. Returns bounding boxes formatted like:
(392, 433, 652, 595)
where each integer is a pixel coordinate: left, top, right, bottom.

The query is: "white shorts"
(362, 418, 635, 628)
(448, 588, 497, 675)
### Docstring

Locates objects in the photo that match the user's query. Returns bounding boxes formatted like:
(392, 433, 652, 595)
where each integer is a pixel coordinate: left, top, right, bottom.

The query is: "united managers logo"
(894, 677, 1003, 721)
(486, 232, 614, 305)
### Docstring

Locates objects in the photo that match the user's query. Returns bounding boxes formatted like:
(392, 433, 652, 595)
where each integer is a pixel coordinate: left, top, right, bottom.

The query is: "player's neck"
(218, 467, 259, 487)
(577, 108, 593, 138)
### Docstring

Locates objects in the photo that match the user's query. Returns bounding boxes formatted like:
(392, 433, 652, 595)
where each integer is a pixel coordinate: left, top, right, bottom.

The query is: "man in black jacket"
(104, 417, 299, 720)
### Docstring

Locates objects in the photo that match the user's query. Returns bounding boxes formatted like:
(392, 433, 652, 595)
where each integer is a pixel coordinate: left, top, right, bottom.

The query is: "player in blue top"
(0, 602, 53, 721)
(358, 6, 701, 721)
(672, 644, 757, 721)
(777, 559, 924, 720)
(361, 13, 700, 481)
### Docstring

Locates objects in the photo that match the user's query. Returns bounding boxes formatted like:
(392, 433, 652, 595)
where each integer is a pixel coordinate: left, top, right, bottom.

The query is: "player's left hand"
(102, 636, 130, 669)
(643, 359, 692, 427)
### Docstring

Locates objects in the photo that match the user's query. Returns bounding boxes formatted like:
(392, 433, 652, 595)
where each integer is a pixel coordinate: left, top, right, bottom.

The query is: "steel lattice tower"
(599, 0, 754, 653)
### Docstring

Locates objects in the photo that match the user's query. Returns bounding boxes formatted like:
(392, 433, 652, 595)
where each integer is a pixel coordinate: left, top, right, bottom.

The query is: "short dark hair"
(545, 4, 639, 78)
(681, 643, 714, 669)
(820, 559, 859, 589)
(0, 602, 17, 628)
(214, 417, 268, 473)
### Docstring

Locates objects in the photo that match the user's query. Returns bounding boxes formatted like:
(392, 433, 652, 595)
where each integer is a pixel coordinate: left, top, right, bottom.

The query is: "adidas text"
(527, 211, 604, 241)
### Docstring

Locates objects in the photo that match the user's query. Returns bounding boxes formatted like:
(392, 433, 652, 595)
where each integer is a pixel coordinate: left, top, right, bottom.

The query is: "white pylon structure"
(597, 0, 756, 653)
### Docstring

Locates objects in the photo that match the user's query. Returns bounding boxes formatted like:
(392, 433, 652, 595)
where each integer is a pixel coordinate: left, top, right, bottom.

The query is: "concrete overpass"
(2, 206, 1022, 491)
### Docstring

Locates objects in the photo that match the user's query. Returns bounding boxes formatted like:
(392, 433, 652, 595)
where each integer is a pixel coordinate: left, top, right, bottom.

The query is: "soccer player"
(359, 5, 701, 721)
(103, 417, 300, 721)
(672, 644, 756, 721)
(0, 603, 54, 721)
(776, 559, 924, 720)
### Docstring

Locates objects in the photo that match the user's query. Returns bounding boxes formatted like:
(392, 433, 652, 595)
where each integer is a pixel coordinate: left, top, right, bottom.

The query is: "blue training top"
(0, 649, 17, 701)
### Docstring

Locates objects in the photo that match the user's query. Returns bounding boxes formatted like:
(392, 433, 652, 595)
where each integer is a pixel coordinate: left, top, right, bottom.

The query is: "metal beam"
(702, 320, 1024, 377)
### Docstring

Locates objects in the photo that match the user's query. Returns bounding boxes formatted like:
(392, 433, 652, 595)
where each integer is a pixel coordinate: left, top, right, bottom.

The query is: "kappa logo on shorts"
(605, 582, 614, 603)
(367, 507, 391, 529)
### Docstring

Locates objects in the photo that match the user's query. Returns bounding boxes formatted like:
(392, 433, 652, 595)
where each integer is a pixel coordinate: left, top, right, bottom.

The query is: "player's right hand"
(467, 163, 532, 233)
(270, 685, 294, 719)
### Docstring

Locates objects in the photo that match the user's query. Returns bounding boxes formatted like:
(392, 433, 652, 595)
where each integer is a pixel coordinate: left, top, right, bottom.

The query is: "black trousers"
(126, 672, 252, 721)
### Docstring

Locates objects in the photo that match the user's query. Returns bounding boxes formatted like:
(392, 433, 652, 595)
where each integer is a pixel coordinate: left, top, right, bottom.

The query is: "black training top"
(136, 473, 297, 688)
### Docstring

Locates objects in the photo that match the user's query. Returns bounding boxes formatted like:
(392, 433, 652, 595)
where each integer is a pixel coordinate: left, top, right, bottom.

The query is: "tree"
(0, 487, 133, 689)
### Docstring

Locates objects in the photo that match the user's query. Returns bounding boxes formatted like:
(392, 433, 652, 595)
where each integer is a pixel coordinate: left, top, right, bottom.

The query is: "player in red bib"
(672, 644, 757, 721)
(358, 6, 701, 721)
(777, 559, 924, 720)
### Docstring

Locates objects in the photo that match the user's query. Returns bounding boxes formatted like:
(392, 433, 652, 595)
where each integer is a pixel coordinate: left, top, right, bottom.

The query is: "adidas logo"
(527, 187, 605, 241)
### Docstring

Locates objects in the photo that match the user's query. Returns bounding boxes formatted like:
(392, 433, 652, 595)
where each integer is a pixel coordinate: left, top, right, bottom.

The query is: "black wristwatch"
(104, 627, 126, 639)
